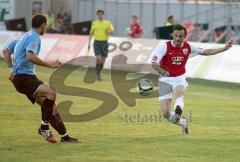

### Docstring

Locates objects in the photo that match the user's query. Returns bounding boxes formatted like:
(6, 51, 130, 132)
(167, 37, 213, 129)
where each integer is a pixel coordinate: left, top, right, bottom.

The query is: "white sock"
(168, 112, 187, 128)
(168, 112, 177, 124)
(174, 97, 184, 111)
(60, 132, 68, 137)
(41, 120, 49, 125)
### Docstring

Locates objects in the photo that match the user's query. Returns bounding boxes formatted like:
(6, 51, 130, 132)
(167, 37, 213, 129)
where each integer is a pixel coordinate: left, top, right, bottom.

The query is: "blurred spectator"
(45, 11, 55, 33)
(56, 6, 72, 34)
(126, 15, 144, 38)
(164, 15, 176, 26)
(54, 19, 66, 34)
(57, 6, 67, 20)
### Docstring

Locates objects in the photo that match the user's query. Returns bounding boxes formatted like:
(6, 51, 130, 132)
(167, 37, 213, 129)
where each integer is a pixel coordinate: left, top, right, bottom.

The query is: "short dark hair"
(32, 14, 47, 28)
(132, 15, 138, 19)
(97, 10, 104, 15)
(173, 24, 187, 36)
(168, 15, 174, 21)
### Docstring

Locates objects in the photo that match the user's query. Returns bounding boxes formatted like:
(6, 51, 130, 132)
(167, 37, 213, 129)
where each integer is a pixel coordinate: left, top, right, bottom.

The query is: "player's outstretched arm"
(3, 48, 13, 68)
(202, 40, 232, 56)
(27, 52, 61, 68)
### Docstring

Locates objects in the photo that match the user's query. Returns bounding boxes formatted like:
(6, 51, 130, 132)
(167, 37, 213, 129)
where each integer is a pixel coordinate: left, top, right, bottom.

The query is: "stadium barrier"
(0, 31, 239, 83)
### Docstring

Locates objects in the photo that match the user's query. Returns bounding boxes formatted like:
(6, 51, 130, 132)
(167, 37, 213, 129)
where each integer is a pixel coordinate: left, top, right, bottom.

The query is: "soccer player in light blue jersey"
(9, 14, 83, 143)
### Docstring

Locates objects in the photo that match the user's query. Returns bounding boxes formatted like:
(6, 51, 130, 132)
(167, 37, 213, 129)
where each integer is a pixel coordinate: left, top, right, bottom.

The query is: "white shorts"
(158, 74, 188, 100)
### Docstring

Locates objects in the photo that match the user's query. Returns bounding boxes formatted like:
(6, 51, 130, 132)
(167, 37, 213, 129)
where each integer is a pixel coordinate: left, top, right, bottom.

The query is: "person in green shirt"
(89, 9, 114, 81)
(45, 11, 55, 32)
(164, 15, 176, 26)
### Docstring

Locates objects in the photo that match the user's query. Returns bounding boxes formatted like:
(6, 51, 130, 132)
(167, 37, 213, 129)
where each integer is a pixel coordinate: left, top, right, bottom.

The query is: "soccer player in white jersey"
(151, 24, 232, 134)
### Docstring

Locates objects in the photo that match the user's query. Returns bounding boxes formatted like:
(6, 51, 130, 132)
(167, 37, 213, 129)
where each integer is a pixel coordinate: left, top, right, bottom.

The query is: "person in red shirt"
(128, 15, 144, 38)
(151, 24, 232, 135)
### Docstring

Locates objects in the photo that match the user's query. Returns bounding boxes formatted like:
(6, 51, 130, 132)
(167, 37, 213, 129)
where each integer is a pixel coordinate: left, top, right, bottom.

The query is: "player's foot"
(96, 74, 102, 81)
(182, 117, 189, 135)
(175, 105, 182, 122)
(60, 136, 84, 143)
(38, 127, 57, 143)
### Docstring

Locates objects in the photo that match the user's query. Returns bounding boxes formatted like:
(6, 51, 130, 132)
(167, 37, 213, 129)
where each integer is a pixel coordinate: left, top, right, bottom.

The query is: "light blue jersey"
(13, 29, 41, 75)
(7, 40, 18, 54)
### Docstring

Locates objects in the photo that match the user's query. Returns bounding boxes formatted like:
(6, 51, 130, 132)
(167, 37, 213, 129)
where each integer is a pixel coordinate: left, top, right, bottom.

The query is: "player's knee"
(97, 56, 104, 64)
(46, 89, 56, 100)
(174, 90, 184, 98)
(96, 58, 102, 64)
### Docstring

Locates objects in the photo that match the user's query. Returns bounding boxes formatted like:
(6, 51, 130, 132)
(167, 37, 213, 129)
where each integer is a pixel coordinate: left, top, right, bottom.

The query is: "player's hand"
(163, 71, 170, 77)
(161, 70, 170, 77)
(50, 60, 61, 68)
(225, 40, 233, 50)
(8, 72, 14, 83)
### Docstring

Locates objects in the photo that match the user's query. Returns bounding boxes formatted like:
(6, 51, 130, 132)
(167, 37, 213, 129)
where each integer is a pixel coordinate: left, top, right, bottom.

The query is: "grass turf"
(0, 59, 240, 162)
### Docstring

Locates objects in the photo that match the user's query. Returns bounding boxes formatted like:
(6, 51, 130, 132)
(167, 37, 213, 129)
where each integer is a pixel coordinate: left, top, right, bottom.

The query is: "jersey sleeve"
(90, 21, 95, 35)
(7, 40, 18, 54)
(26, 37, 40, 55)
(151, 42, 167, 64)
(190, 43, 204, 55)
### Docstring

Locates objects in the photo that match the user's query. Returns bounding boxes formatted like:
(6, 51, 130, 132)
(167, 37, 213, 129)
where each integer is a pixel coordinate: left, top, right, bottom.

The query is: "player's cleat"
(182, 117, 189, 135)
(38, 127, 57, 143)
(96, 75, 102, 81)
(60, 136, 84, 143)
(175, 105, 182, 122)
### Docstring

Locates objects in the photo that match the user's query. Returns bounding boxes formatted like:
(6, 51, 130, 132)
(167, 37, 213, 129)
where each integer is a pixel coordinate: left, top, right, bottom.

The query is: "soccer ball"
(136, 78, 153, 96)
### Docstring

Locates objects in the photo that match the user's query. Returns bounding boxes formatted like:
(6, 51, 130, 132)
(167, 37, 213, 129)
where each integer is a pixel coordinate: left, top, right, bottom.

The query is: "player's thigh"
(94, 41, 103, 57)
(100, 42, 108, 58)
(158, 79, 173, 100)
(173, 85, 186, 98)
(36, 83, 56, 100)
(36, 85, 57, 106)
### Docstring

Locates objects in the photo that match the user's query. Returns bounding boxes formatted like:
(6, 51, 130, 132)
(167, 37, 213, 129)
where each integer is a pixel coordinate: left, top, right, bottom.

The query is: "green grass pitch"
(0, 59, 240, 162)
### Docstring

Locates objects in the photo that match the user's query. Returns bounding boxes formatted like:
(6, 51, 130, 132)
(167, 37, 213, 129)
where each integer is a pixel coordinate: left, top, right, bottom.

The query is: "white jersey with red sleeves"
(151, 40, 204, 77)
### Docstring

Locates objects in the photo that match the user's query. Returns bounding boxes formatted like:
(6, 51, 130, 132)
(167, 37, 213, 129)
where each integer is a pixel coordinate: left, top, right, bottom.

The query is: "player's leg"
(95, 41, 108, 81)
(161, 98, 179, 124)
(172, 85, 189, 134)
(96, 55, 105, 81)
(161, 99, 172, 119)
(159, 79, 176, 123)
(35, 84, 56, 123)
(36, 85, 83, 143)
(159, 76, 188, 134)
(98, 41, 108, 78)
(94, 40, 102, 80)
(173, 85, 186, 120)
(35, 84, 58, 142)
